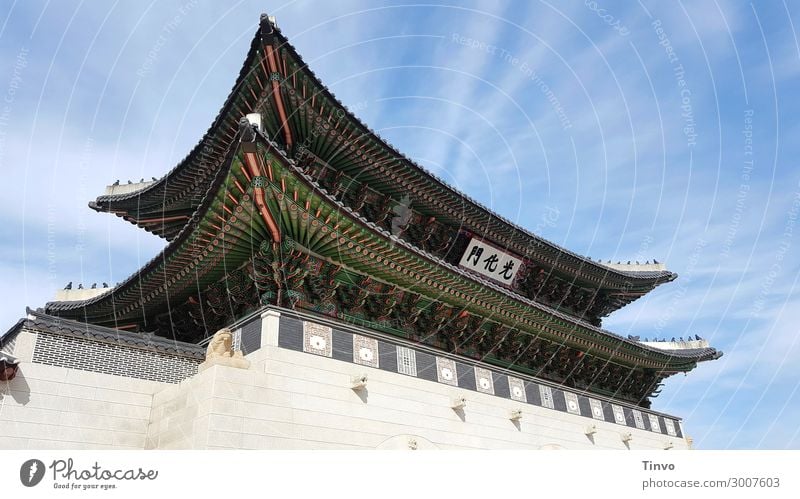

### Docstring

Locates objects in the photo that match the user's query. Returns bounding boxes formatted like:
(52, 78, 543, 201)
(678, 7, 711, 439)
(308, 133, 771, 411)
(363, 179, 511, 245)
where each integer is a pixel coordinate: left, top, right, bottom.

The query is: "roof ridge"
(23, 308, 205, 359)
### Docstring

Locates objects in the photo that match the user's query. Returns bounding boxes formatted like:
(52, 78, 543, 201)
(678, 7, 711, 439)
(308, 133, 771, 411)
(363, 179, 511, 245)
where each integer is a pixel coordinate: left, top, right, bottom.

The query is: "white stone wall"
(0, 330, 168, 450)
(1, 323, 692, 450)
(146, 312, 690, 450)
(145, 366, 217, 449)
(197, 345, 689, 450)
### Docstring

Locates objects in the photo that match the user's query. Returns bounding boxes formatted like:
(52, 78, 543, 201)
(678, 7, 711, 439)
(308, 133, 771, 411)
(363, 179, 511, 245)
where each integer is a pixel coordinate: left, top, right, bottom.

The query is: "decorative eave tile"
(353, 335, 379, 368)
(565, 392, 580, 415)
(303, 321, 332, 357)
(612, 404, 626, 425)
(436, 357, 458, 386)
(396, 346, 417, 376)
(508, 377, 527, 402)
(539, 385, 555, 409)
(474, 367, 494, 395)
(632, 409, 646, 430)
(589, 399, 605, 421)
(649, 414, 662, 433)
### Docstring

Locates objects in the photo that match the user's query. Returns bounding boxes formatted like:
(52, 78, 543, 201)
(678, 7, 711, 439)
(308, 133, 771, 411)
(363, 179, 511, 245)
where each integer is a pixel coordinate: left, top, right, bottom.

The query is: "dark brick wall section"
(526, 381, 542, 406)
(622, 407, 638, 428)
(331, 330, 352, 362)
(456, 362, 476, 391)
(602, 401, 615, 422)
(552, 388, 567, 412)
(642, 412, 652, 431)
(377, 341, 398, 373)
(578, 396, 592, 417)
(279, 316, 303, 350)
(493, 373, 510, 399)
(240, 317, 262, 355)
(415, 351, 438, 383)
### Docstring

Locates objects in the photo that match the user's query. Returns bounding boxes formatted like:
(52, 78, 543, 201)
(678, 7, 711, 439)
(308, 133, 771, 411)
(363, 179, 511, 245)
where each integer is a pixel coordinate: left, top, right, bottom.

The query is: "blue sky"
(1, 0, 799, 449)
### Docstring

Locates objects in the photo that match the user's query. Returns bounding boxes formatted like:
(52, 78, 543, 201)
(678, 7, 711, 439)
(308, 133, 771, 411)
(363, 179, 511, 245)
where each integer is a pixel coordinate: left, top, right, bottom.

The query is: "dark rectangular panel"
(601, 401, 614, 422)
(622, 407, 638, 428)
(642, 411, 652, 431)
(552, 388, 567, 412)
(526, 382, 542, 406)
(240, 317, 262, 355)
(331, 329, 352, 362)
(378, 340, 398, 372)
(278, 316, 303, 351)
(493, 373, 510, 398)
(415, 351, 438, 382)
(456, 362, 476, 391)
(578, 396, 592, 418)
(673, 420, 684, 438)
(658, 416, 669, 435)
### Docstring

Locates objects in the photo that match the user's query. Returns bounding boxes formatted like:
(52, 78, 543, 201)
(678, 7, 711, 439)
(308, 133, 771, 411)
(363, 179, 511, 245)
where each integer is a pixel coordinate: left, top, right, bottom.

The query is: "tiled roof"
(6, 308, 205, 360)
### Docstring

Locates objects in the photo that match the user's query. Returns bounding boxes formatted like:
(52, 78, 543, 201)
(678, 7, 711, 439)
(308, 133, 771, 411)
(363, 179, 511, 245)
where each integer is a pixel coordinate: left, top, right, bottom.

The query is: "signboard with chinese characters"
(458, 238, 522, 285)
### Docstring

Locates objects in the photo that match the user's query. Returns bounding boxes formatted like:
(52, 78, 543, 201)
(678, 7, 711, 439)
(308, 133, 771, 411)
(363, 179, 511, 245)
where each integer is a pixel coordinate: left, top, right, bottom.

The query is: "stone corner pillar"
(260, 308, 281, 348)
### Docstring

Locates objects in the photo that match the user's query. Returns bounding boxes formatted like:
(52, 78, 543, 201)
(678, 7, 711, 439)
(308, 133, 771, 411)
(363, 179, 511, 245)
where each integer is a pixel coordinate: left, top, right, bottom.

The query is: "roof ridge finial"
(260, 13, 276, 38)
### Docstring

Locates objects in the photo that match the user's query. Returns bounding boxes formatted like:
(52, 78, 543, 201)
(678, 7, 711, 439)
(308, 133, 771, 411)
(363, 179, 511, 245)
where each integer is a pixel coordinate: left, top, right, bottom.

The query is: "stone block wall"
(0, 311, 692, 450)
(0, 331, 166, 449)
(145, 310, 690, 450)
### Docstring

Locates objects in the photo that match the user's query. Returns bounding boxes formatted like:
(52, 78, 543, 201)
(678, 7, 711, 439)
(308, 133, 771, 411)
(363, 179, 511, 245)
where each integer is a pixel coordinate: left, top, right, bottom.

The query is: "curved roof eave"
(47, 130, 720, 367)
(91, 14, 675, 287)
(260, 19, 676, 284)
